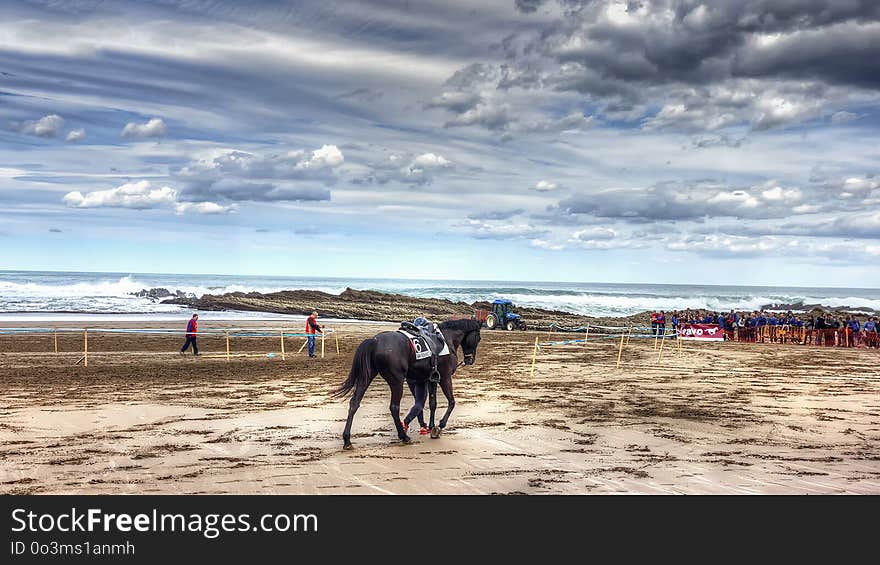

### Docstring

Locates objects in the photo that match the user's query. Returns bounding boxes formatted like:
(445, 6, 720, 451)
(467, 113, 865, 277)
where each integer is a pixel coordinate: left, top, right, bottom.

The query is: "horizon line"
(1, 268, 879, 292)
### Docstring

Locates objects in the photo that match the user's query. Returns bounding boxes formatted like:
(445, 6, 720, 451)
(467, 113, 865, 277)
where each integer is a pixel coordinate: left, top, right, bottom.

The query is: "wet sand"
(1, 321, 879, 494)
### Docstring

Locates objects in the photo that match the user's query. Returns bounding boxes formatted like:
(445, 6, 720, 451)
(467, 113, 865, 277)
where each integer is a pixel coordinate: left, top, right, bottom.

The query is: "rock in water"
(131, 287, 173, 300)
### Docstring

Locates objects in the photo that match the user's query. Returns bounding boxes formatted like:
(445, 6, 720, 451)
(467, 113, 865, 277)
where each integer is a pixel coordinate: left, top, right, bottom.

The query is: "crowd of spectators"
(650, 309, 878, 348)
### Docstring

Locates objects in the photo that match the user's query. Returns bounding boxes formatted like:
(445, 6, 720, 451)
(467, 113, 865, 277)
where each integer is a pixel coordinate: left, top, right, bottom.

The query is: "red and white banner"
(677, 323, 724, 341)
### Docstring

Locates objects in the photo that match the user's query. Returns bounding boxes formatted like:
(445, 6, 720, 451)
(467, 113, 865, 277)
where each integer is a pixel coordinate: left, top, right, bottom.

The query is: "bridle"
(456, 352, 475, 369)
(457, 328, 478, 368)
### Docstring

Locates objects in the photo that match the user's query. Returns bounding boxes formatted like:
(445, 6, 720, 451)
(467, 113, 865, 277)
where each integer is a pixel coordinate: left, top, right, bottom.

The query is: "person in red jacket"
(180, 313, 199, 356)
(305, 311, 323, 358)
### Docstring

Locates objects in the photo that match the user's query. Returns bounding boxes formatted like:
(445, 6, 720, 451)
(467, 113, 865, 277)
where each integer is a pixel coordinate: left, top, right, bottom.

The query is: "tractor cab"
(485, 299, 527, 331)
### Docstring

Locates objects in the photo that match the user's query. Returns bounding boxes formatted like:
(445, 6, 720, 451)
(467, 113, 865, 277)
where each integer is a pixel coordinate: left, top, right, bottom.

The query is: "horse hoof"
(343, 443, 353, 450)
(401, 435, 413, 444)
(430, 426, 441, 439)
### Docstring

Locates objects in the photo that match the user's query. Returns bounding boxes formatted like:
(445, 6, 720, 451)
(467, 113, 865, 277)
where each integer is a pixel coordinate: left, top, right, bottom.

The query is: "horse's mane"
(439, 318, 482, 332)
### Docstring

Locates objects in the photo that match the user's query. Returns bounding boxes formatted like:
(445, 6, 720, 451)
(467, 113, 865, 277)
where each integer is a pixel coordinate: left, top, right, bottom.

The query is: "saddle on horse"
(398, 318, 449, 382)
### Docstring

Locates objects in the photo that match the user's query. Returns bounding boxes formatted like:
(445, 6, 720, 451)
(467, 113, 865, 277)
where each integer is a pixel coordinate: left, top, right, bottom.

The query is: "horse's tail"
(333, 337, 377, 398)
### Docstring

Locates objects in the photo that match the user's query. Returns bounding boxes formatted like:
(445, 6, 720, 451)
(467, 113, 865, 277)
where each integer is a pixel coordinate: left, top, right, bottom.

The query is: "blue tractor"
(485, 299, 527, 331)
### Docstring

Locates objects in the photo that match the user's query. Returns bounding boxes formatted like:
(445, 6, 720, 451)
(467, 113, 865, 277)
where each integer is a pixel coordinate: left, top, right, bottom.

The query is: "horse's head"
(439, 319, 482, 366)
(460, 323, 481, 366)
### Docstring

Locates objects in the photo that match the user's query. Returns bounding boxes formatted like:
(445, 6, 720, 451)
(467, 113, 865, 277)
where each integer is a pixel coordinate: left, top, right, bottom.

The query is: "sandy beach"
(1, 320, 878, 495)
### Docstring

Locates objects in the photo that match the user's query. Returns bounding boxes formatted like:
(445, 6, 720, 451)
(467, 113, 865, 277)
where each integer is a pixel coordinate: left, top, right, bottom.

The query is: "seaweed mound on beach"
(161, 288, 612, 328)
(162, 288, 874, 329)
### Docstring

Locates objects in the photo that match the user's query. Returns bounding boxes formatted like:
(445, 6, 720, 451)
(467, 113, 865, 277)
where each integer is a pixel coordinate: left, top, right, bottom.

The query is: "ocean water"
(0, 270, 878, 321)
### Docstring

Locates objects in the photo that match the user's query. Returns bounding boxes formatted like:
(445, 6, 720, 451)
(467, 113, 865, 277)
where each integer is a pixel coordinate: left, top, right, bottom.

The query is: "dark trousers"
(181, 336, 198, 355)
(307, 335, 316, 357)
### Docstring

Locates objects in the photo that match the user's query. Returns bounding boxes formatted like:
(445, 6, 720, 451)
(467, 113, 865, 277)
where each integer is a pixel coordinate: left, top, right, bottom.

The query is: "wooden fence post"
(529, 336, 538, 378)
(657, 328, 667, 362)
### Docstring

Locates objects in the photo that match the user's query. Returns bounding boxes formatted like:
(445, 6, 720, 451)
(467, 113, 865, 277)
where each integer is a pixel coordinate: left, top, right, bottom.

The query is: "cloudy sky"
(1, 0, 879, 286)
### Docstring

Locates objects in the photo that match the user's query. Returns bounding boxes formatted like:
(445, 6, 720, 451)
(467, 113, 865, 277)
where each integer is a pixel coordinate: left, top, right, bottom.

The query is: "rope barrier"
(0, 326, 341, 367)
(539, 330, 675, 347)
(0, 327, 336, 335)
(548, 323, 658, 332)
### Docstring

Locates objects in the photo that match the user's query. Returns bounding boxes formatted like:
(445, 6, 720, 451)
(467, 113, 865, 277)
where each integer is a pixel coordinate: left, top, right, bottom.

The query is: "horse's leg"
(428, 381, 438, 430)
(386, 375, 411, 444)
(437, 375, 456, 431)
(342, 378, 372, 450)
(403, 380, 427, 430)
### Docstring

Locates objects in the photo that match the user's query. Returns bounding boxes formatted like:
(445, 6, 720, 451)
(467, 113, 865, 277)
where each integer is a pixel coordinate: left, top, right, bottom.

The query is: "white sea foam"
(0, 272, 877, 319)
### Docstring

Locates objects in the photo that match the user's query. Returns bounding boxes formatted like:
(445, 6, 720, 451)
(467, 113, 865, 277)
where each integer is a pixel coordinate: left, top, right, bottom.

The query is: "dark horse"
(334, 319, 482, 449)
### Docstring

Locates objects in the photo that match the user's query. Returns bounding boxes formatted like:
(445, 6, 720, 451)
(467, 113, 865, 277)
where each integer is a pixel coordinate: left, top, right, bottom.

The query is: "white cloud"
(362, 150, 454, 186)
(411, 153, 451, 168)
(572, 227, 616, 241)
(14, 114, 64, 137)
(121, 118, 167, 138)
(753, 96, 822, 131)
(63, 180, 230, 214)
(534, 180, 559, 191)
(445, 101, 511, 130)
(666, 235, 781, 256)
(706, 191, 761, 208)
(65, 128, 86, 142)
(830, 111, 858, 125)
(531, 238, 565, 251)
(760, 185, 802, 203)
(64, 180, 177, 209)
(295, 144, 344, 169)
(174, 202, 237, 215)
(463, 219, 547, 240)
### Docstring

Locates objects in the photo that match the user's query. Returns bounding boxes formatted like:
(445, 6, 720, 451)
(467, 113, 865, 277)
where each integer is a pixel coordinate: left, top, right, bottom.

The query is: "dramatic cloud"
(174, 144, 344, 202)
(429, 1, 880, 134)
(180, 145, 345, 180)
(121, 118, 167, 138)
(445, 100, 513, 130)
(0, 1, 878, 280)
(180, 179, 331, 203)
(550, 176, 879, 223)
(12, 114, 64, 138)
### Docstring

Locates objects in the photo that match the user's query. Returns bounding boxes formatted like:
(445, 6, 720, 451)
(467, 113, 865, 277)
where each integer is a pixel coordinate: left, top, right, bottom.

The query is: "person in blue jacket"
(847, 317, 860, 347)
